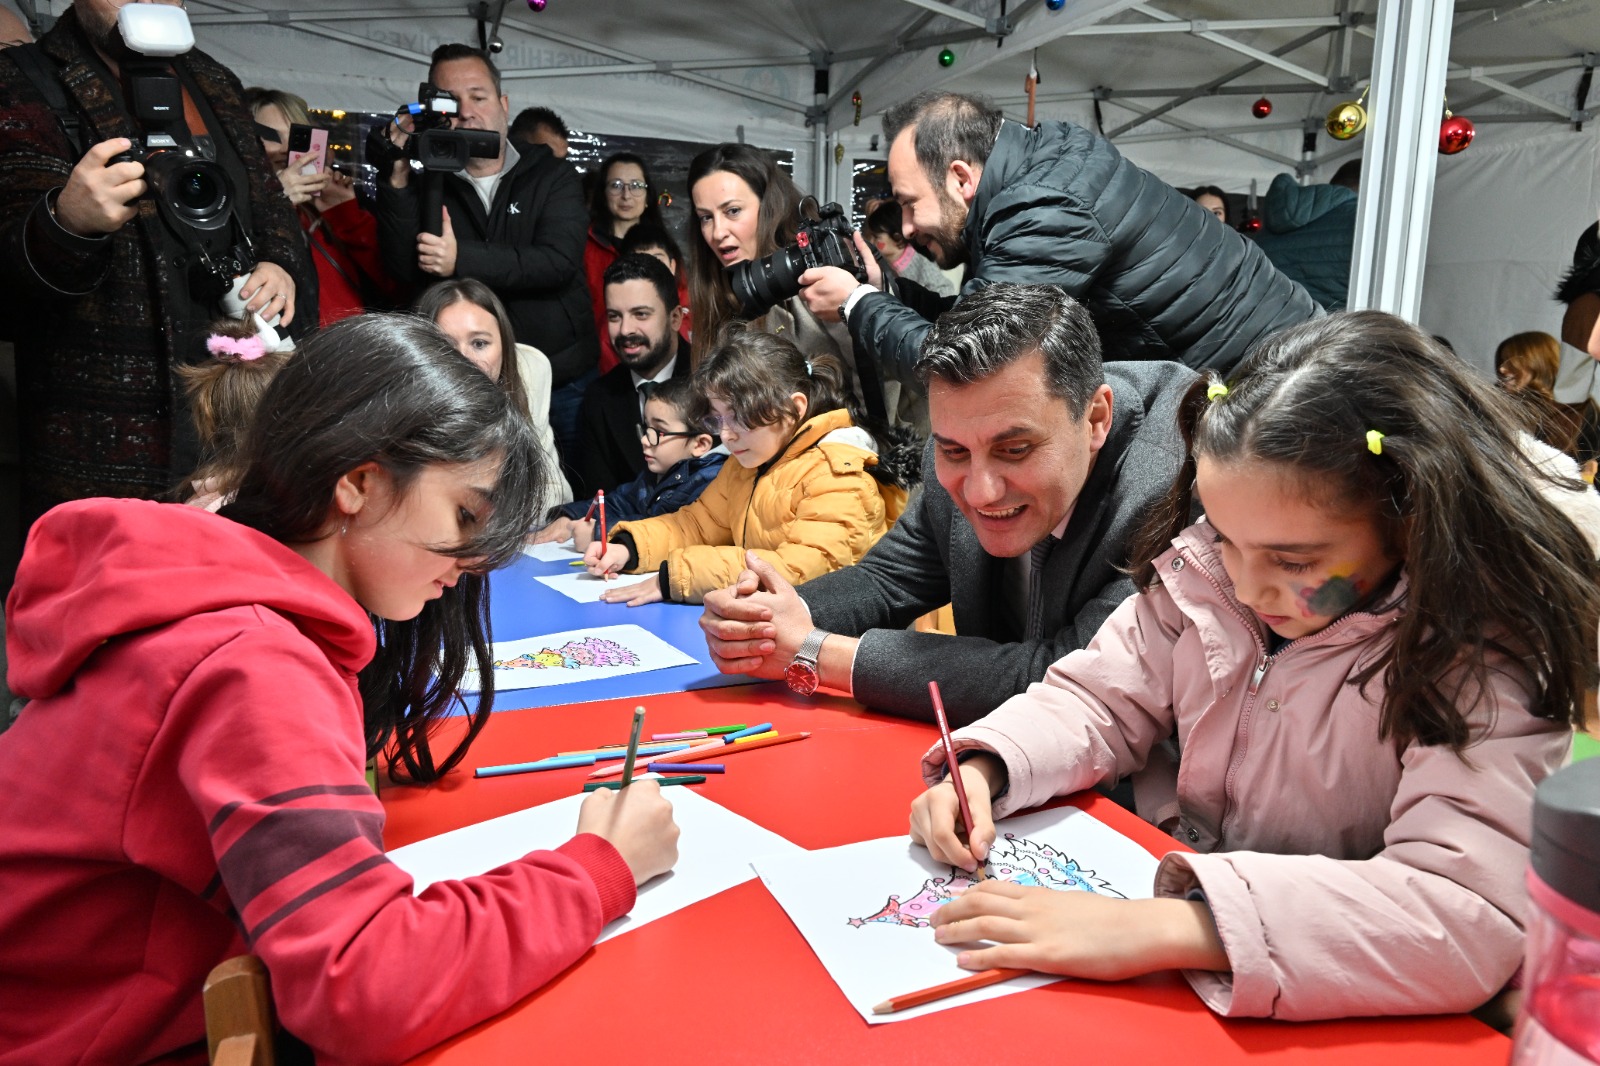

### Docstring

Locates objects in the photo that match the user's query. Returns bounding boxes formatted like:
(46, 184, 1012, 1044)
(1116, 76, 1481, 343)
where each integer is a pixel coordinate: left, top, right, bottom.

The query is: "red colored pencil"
(930, 681, 984, 879)
(587, 731, 811, 779)
(597, 490, 610, 579)
(872, 967, 1031, 1015)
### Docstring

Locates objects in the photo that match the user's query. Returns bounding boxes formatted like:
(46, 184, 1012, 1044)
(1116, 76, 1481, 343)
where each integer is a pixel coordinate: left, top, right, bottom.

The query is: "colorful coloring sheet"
(459, 624, 699, 693)
(387, 787, 802, 943)
(535, 570, 629, 603)
(521, 540, 581, 563)
(753, 805, 1161, 1024)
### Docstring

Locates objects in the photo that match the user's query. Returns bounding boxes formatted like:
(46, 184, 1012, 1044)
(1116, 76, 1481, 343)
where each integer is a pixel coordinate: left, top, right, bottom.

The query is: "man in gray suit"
(699, 283, 1195, 726)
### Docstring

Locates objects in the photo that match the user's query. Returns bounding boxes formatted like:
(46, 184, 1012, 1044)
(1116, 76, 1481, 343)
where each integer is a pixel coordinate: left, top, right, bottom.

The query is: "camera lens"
(730, 247, 803, 318)
(145, 154, 233, 231)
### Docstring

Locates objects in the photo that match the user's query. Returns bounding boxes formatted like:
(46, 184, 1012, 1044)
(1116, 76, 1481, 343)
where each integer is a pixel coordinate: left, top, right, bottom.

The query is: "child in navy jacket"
(537, 376, 727, 547)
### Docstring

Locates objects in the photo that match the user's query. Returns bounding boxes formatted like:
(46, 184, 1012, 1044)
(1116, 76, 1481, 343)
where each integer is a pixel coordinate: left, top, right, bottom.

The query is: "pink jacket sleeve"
(1153, 661, 1568, 1020)
(155, 620, 636, 1064)
(921, 585, 1184, 818)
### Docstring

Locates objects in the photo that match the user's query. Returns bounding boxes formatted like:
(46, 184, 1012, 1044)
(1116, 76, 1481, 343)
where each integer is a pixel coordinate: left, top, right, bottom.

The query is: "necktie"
(1027, 535, 1057, 642)
(637, 380, 657, 419)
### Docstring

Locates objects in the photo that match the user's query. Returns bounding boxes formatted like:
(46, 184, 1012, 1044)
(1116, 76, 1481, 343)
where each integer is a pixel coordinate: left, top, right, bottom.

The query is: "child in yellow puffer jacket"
(585, 326, 916, 604)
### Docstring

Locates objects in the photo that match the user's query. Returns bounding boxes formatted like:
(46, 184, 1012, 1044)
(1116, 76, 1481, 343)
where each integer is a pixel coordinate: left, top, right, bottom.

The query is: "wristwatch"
(784, 629, 829, 696)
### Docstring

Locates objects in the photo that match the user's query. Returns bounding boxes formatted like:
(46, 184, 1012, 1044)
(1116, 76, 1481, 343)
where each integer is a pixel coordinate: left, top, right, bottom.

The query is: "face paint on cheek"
(1297, 573, 1366, 618)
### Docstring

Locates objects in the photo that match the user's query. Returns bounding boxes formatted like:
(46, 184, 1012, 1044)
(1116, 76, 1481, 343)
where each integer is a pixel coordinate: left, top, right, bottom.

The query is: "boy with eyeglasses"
(536, 375, 726, 548)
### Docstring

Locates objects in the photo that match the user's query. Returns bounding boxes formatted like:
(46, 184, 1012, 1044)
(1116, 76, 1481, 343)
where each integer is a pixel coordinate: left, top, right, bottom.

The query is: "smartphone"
(286, 124, 328, 176)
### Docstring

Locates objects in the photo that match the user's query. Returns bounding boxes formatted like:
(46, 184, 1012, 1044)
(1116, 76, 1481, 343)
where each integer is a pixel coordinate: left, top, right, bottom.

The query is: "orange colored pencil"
(586, 731, 812, 779)
(872, 967, 1031, 1015)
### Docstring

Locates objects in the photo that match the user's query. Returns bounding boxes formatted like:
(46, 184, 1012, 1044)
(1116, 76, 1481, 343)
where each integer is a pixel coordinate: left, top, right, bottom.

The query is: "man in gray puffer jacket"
(801, 92, 1319, 375)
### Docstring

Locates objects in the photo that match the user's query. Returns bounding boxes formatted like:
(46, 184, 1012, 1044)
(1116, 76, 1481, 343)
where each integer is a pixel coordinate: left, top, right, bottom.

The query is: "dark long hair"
(413, 278, 531, 422)
(588, 151, 665, 240)
(685, 143, 804, 367)
(689, 325, 854, 433)
(1129, 310, 1599, 752)
(221, 314, 545, 783)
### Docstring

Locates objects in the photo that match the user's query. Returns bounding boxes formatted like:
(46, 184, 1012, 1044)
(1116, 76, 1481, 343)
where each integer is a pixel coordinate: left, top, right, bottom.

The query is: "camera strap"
(5, 43, 86, 157)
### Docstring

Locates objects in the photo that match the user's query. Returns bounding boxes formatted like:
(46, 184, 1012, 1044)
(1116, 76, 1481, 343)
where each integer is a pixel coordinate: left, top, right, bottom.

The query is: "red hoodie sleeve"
(153, 615, 636, 1064)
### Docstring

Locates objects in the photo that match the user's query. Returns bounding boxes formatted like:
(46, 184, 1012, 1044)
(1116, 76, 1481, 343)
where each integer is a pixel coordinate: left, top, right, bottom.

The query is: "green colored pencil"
(583, 775, 706, 792)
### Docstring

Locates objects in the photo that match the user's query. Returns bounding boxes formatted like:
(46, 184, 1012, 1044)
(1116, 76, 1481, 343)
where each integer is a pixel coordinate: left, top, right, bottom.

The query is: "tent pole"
(1347, 0, 1455, 320)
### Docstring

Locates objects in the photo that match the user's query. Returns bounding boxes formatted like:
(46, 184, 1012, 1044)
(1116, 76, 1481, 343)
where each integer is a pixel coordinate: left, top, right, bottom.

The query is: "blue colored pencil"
(721, 722, 773, 743)
(475, 754, 597, 778)
(593, 742, 690, 761)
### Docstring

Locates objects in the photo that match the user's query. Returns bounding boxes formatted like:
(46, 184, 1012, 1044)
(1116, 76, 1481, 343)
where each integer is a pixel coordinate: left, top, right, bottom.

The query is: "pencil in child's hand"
(930, 680, 985, 880)
(619, 705, 646, 787)
(872, 967, 1031, 1015)
(597, 490, 610, 580)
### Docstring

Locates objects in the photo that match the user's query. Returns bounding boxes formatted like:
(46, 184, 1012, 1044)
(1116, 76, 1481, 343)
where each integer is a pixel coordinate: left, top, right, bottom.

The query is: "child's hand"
(572, 517, 597, 554)
(600, 574, 663, 606)
(909, 753, 1003, 872)
(531, 516, 575, 544)
(585, 541, 628, 578)
(576, 778, 680, 886)
(931, 885, 1229, 981)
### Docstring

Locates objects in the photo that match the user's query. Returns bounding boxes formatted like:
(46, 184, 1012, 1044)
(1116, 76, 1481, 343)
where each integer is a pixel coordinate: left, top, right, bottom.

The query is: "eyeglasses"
(607, 180, 648, 195)
(637, 423, 700, 447)
(703, 411, 750, 435)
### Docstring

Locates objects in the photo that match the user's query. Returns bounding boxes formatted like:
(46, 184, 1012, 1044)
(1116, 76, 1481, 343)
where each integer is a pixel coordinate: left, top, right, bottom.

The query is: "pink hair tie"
(206, 334, 266, 362)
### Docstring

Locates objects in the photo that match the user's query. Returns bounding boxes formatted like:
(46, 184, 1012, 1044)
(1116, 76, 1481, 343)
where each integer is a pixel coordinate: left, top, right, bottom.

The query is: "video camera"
(366, 83, 500, 235)
(730, 197, 866, 318)
(107, 4, 256, 305)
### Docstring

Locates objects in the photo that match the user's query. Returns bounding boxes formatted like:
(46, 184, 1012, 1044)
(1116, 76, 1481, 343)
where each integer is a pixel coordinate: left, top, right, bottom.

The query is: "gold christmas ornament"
(834, 142, 845, 165)
(1325, 87, 1369, 141)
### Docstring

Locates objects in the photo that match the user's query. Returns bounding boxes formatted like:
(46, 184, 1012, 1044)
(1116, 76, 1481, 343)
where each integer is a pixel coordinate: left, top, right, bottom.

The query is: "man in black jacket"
(375, 44, 597, 461)
(699, 284, 1194, 727)
(799, 91, 1318, 376)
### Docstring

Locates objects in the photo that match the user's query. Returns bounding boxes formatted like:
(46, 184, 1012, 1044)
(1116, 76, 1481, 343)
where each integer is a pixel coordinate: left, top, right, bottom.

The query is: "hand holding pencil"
(908, 751, 1003, 873)
(576, 779, 680, 886)
(584, 541, 630, 580)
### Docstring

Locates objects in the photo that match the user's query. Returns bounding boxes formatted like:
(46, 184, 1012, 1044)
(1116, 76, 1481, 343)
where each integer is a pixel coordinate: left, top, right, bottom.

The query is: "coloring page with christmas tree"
(752, 805, 1161, 1023)
(459, 624, 698, 692)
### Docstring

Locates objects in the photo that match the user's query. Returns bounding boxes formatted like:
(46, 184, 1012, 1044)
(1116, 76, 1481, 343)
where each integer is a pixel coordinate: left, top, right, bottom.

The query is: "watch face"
(784, 660, 819, 696)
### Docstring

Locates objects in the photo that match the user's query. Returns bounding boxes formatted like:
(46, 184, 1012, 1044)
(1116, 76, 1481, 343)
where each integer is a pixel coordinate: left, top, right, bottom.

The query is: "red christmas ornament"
(1251, 96, 1272, 119)
(1438, 112, 1475, 155)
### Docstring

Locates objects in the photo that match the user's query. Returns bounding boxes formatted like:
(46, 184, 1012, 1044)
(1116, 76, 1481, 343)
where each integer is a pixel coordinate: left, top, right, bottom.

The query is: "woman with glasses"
(585, 153, 668, 373)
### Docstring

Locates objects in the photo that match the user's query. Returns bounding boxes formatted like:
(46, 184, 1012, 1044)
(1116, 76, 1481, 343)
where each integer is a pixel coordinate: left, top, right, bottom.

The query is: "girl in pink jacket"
(910, 310, 1600, 1020)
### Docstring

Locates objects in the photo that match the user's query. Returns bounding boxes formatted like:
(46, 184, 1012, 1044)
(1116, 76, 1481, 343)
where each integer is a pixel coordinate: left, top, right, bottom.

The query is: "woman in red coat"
(585, 152, 666, 372)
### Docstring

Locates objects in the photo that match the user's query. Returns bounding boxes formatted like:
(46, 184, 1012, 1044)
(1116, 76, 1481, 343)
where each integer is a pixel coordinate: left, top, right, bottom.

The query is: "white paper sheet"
(753, 806, 1161, 1023)
(388, 787, 801, 942)
(521, 540, 581, 563)
(459, 624, 698, 693)
(534, 570, 635, 603)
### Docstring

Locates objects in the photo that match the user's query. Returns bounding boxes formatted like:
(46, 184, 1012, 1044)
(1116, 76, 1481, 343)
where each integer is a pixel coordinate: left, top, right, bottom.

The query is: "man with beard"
(798, 91, 1318, 376)
(0, 0, 312, 526)
(571, 254, 690, 498)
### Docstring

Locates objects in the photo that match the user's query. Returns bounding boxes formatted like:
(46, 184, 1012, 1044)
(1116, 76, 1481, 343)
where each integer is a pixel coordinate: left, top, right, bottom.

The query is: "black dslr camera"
(110, 64, 253, 302)
(730, 197, 866, 318)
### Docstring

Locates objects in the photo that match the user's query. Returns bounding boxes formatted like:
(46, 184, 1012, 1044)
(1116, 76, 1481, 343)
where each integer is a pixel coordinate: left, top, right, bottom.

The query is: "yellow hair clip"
(1366, 430, 1385, 455)
(1206, 382, 1229, 402)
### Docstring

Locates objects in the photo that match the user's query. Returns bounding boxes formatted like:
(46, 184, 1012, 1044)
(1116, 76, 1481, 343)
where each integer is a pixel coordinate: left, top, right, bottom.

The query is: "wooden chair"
(203, 955, 276, 1066)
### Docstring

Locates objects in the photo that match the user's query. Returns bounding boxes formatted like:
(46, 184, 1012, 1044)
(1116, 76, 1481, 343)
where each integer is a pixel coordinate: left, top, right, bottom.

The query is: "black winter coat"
(375, 140, 598, 387)
(851, 120, 1319, 374)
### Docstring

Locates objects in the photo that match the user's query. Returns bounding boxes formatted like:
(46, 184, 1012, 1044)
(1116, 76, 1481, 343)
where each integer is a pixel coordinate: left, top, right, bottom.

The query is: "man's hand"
(237, 262, 297, 327)
(798, 265, 867, 324)
(601, 574, 664, 607)
(417, 206, 458, 276)
(699, 551, 813, 678)
(54, 138, 145, 237)
(278, 167, 329, 207)
(930, 884, 1230, 981)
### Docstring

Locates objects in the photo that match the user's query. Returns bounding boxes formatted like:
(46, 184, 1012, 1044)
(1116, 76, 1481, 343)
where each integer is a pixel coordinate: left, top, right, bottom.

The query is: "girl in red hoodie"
(0, 314, 678, 1065)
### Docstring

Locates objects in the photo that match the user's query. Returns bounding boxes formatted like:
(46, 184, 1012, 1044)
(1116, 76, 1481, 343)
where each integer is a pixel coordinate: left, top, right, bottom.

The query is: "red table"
(382, 685, 1512, 1065)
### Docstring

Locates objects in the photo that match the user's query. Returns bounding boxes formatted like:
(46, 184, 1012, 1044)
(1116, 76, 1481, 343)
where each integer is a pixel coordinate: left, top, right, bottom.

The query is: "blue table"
(479, 549, 758, 712)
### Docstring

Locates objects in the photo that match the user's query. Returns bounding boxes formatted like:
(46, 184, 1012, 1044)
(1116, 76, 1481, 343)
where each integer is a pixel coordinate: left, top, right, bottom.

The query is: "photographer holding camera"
(0, 0, 313, 527)
(686, 143, 924, 433)
(373, 43, 595, 467)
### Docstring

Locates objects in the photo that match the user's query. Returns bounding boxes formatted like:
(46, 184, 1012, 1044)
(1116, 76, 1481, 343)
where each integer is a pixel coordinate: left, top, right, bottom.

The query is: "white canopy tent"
(33, 0, 1600, 370)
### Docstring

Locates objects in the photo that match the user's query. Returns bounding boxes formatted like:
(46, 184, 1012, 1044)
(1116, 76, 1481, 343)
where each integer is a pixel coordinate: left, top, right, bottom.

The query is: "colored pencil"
(698, 724, 749, 735)
(619, 705, 646, 787)
(568, 559, 586, 566)
(475, 754, 597, 777)
(597, 490, 609, 579)
(871, 967, 1031, 1014)
(651, 731, 709, 741)
(557, 742, 689, 758)
(930, 680, 984, 880)
(722, 722, 773, 742)
(588, 731, 811, 779)
(646, 762, 725, 774)
(583, 775, 706, 792)
(732, 730, 778, 744)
